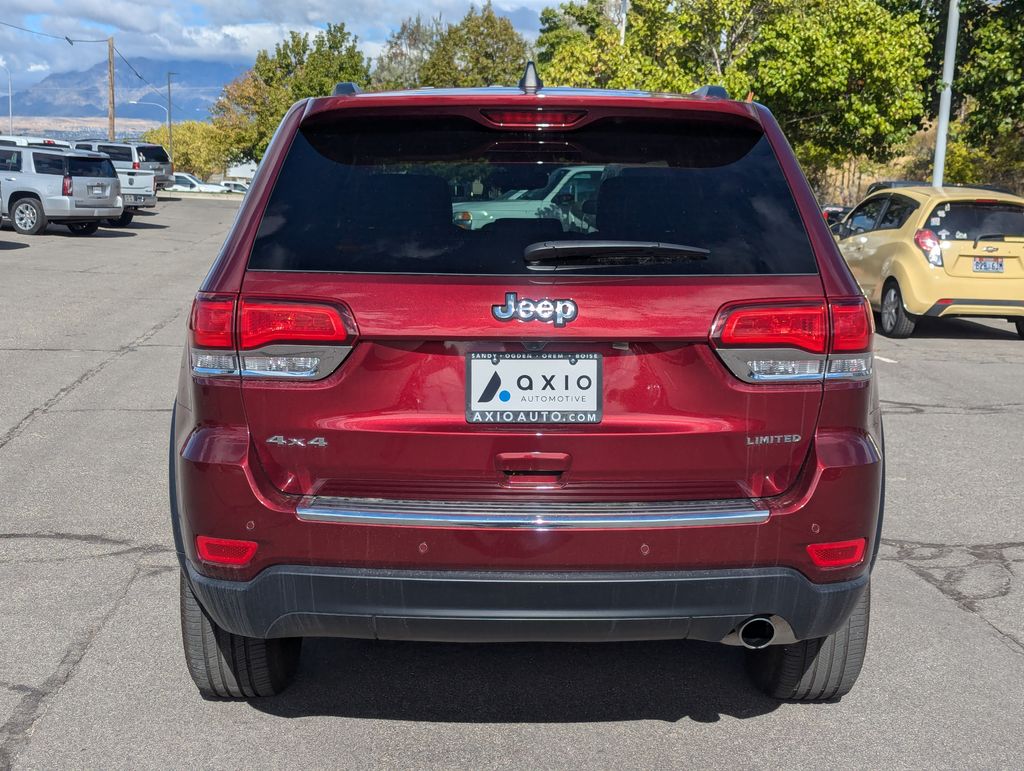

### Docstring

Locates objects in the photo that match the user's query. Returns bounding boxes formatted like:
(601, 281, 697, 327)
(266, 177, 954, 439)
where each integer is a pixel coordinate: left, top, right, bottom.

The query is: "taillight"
(132, 160, 140, 170)
(717, 304, 827, 354)
(806, 538, 866, 568)
(62, 174, 73, 196)
(913, 228, 943, 267)
(480, 109, 586, 128)
(711, 298, 873, 383)
(188, 294, 357, 380)
(239, 300, 351, 349)
(196, 535, 257, 567)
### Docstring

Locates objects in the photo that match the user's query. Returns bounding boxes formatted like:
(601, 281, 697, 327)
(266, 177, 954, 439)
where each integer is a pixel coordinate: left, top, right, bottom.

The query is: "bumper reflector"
(806, 538, 866, 568)
(196, 536, 258, 567)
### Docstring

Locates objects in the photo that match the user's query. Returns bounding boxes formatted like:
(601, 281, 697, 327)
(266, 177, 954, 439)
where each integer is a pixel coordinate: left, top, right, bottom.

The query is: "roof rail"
(692, 85, 730, 99)
(332, 82, 363, 97)
(518, 61, 543, 95)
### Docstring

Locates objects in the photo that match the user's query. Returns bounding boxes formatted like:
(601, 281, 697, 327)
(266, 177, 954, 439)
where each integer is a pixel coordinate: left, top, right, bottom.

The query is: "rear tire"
(67, 221, 100, 236)
(1014, 319, 1024, 340)
(878, 281, 916, 338)
(746, 582, 870, 701)
(11, 197, 47, 235)
(179, 571, 301, 698)
(104, 211, 134, 227)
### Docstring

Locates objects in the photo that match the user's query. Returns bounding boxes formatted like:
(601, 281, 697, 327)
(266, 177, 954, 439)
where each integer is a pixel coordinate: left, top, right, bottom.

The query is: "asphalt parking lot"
(1, 199, 1022, 768)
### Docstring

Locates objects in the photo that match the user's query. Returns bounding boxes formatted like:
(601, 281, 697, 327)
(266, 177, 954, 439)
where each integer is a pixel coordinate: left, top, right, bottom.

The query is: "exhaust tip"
(738, 616, 776, 649)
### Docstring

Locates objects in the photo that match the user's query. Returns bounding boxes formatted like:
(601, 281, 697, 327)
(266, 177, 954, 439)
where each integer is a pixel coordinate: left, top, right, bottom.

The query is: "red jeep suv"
(171, 67, 882, 702)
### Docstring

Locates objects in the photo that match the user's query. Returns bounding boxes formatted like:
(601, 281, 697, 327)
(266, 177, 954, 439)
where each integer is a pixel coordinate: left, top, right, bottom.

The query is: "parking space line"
(876, 355, 899, 364)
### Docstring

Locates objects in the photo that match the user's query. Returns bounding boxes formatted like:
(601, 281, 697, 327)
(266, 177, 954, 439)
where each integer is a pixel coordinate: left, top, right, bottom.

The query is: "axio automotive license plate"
(466, 352, 602, 424)
(973, 257, 1004, 273)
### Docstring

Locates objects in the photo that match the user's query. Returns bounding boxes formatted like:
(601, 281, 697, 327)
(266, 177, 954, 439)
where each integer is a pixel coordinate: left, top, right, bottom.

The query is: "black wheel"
(878, 281, 916, 338)
(746, 582, 870, 701)
(1014, 319, 1024, 340)
(179, 571, 301, 698)
(104, 211, 134, 227)
(67, 221, 100, 236)
(11, 197, 47, 235)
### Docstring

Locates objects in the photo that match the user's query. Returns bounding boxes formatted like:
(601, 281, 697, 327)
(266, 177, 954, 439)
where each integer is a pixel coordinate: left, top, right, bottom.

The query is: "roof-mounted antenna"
(519, 61, 543, 95)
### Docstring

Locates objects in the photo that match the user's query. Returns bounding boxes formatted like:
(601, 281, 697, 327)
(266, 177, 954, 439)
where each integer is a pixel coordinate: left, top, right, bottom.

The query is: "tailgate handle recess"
(495, 452, 570, 488)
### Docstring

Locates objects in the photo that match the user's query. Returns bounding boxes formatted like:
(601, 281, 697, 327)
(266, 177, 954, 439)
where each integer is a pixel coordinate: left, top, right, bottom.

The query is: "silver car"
(74, 140, 173, 190)
(0, 147, 122, 236)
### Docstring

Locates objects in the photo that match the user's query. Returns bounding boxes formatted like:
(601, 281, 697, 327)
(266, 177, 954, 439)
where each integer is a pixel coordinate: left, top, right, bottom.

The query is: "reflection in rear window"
(928, 201, 1024, 240)
(69, 157, 117, 178)
(248, 116, 818, 276)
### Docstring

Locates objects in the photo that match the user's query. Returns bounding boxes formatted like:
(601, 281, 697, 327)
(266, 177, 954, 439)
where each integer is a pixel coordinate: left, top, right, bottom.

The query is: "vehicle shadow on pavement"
(45, 228, 137, 239)
(0, 240, 30, 250)
(123, 221, 169, 230)
(249, 638, 781, 723)
(907, 317, 1020, 340)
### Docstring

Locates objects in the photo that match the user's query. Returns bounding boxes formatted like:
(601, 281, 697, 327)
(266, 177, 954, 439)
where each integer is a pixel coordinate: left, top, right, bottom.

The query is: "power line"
(0, 19, 106, 44)
(114, 48, 188, 115)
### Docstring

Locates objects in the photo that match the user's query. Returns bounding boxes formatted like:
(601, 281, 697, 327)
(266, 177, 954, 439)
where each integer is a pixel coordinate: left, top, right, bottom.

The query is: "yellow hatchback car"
(835, 186, 1024, 338)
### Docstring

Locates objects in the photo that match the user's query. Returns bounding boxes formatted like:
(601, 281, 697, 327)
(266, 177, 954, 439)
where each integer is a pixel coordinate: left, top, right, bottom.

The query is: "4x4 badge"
(492, 292, 578, 328)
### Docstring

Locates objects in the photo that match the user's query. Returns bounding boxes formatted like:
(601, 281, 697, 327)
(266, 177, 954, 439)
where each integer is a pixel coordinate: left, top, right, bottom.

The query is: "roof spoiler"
(332, 82, 363, 97)
(691, 85, 730, 99)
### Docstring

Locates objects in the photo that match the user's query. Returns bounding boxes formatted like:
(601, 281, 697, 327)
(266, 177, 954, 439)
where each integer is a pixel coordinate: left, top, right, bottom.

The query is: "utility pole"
(932, 0, 959, 188)
(167, 72, 175, 165)
(1, 61, 12, 134)
(619, 0, 628, 45)
(107, 37, 115, 141)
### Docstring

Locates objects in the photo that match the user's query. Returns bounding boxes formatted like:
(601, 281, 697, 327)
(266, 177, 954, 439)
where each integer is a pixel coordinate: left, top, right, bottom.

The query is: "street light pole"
(0, 62, 12, 134)
(167, 72, 175, 167)
(932, 0, 960, 188)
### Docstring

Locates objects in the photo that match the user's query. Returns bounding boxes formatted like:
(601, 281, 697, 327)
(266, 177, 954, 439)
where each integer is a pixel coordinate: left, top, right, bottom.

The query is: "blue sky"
(0, 1, 549, 89)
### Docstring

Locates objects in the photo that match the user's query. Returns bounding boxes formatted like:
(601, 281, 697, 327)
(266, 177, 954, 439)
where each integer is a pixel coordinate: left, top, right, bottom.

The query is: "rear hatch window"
(249, 115, 817, 276)
(98, 145, 134, 162)
(927, 200, 1024, 241)
(137, 145, 170, 163)
(69, 157, 117, 178)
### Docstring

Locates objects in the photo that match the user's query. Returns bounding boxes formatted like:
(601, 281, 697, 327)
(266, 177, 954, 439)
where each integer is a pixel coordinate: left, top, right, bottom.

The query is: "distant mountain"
(0, 58, 245, 121)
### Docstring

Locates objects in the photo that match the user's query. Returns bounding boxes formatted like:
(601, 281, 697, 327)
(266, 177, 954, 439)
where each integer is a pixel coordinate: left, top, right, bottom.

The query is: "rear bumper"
(185, 561, 868, 643)
(923, 298, 1024, 318)
(890, 264, 1024, 317)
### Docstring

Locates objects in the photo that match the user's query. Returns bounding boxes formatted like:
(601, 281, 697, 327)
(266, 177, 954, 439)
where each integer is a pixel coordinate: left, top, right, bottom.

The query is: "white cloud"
(0, 1, 548, 90)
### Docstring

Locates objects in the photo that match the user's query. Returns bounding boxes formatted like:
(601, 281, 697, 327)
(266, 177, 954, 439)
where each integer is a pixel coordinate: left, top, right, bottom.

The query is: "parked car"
(73, 140, 173, 190)
(166, 172, 224, 193)
(822, 204, 851, 225)
(108, 168, 157, 227)
(172, 69, 881, 702)
(835, 185, 1024, 338)
(217, 181, 249, 194)
(452, 165, 604, 230)
(0, 135, 72, 149)
(0, 146, 122, 235)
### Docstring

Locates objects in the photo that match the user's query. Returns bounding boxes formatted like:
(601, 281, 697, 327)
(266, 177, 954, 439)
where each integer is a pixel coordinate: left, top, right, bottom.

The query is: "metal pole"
(2, 64, 12, 134)
(107, 37, 116, 141)
(619, 0, 628, 45)
(932, 0, 959, 188)
(167, 72, 175, 166)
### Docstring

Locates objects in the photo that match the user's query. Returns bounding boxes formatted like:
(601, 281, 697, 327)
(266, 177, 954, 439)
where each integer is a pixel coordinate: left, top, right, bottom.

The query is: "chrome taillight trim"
(191, 345, 353, 380)
(296, 495, 770, 529)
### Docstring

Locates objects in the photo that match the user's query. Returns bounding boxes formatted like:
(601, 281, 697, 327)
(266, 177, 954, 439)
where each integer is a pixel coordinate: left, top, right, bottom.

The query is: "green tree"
(961, 0, 1024, 142)
(739, 0, 929, 166)
(211, 23, 369, 161)
(141, 121, 229, 180)
(371, 15, 445, 90)
(419, 2, 530, 87)
(538, 0, 928, 169)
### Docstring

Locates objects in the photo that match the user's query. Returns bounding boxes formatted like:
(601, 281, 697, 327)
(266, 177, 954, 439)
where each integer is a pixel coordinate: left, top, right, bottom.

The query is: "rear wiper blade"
(524, 240, 709, 271)
(973, 233, 1008, 248)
